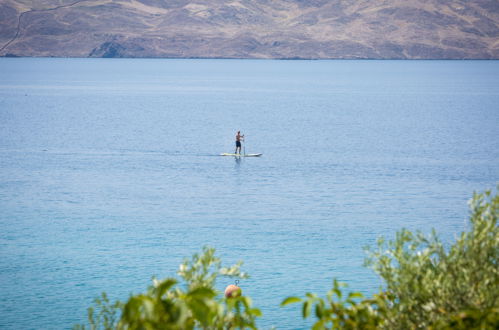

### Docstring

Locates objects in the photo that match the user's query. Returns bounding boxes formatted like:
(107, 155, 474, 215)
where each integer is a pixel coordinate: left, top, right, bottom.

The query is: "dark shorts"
(236, 141, 241, 148)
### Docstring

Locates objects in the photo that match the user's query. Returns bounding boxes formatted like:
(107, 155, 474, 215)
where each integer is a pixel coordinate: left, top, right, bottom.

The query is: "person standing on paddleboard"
(235, 131, 244, 154)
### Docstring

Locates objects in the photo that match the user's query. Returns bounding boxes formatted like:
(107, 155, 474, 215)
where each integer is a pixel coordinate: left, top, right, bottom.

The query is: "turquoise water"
(0, 58, 498, 329)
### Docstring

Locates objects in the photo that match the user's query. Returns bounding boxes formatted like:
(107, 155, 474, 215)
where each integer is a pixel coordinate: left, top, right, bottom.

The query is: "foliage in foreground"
(77, 189, 499, 329)
(75, 246, 260, 329)
(282, 189, 499, 329)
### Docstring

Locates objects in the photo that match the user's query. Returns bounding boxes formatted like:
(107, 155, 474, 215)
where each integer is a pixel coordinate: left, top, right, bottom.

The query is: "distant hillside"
(1, 0, 498, 59)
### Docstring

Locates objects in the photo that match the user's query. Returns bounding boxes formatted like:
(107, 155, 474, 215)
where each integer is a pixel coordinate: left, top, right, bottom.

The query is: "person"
(235, 131, 244, 154)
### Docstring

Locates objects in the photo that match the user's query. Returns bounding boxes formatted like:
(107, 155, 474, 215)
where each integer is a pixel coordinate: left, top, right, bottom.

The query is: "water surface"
(0, 58, 498, 329)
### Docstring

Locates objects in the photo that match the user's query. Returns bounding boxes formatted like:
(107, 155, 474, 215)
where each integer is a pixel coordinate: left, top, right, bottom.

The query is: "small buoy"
(224, 284, 241, 298)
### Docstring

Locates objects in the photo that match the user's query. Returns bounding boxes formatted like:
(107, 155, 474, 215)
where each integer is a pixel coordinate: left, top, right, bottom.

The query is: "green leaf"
(306, 292, 318, 299)
(348, 292, 364, 300)
(281, 296, 302, 306)
(155, 278, 177, 297)
(312, 320, 326, 330)
(303, 301, 311, 318)
(315, 302, 323, 319)
(249, 308, 263, 317)
(187, 286, 216, 299)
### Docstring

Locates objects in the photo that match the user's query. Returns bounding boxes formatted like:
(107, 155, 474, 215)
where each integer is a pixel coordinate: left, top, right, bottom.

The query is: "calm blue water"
(0, 58, 498, 329)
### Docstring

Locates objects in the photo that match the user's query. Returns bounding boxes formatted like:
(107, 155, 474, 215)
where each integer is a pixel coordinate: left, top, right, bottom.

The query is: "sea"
(0, 58, 498, 329)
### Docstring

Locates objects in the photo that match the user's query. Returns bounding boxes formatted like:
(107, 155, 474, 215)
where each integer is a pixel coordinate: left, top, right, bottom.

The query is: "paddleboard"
(220, 153, 262, 157)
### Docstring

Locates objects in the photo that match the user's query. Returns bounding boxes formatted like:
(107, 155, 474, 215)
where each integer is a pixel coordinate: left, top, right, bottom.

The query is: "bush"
(283, 188, 499, 329)
(77, 189, 498, 329)
(75, 246, 261, 329)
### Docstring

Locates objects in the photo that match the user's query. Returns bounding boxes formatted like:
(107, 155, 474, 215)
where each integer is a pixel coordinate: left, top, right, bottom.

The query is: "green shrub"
(74, 292, 122, 330)
(281, 280, 386, 329)
(376, 188, 498, 328)
(283, 188, 499, 329)
(75, 246, 261, 329)
(77, 189, 498, 329)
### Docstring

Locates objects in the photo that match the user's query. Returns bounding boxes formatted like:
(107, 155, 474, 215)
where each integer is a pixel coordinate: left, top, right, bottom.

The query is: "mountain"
(1, 0, 498, 59)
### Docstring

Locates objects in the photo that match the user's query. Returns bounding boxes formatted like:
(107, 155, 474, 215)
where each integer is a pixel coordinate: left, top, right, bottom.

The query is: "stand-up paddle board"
(220, 153, 262, 157)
